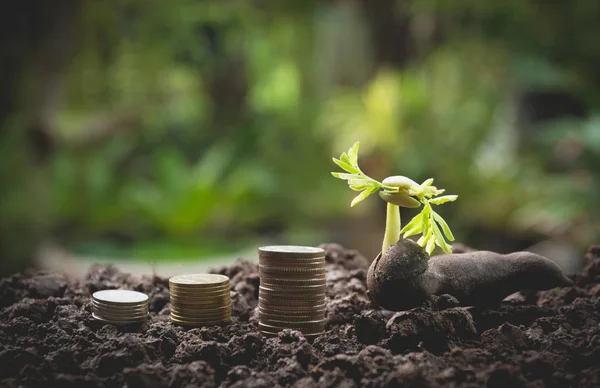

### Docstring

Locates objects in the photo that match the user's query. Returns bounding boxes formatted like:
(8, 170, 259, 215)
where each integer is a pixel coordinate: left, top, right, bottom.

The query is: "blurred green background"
(1, 0, 599, 276)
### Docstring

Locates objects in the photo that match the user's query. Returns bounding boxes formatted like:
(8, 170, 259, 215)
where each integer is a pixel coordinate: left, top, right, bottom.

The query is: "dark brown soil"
(1, 243, 599, 387)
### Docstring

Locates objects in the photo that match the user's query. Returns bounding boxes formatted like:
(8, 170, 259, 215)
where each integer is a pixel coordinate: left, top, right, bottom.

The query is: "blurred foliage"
(1, 0, 600, 273)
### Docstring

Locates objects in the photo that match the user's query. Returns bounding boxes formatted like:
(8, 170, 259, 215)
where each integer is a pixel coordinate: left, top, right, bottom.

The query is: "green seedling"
(332, 141, 458, 256)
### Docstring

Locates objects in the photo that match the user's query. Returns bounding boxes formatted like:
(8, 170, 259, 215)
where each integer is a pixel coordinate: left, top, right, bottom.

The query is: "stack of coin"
(92, 289, 149, 325)
(258, 245, 327, 340)
(169, 274, 231, 327)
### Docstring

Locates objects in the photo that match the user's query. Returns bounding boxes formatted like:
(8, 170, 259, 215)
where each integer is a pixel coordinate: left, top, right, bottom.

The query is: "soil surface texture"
(1, 244, 599, 387)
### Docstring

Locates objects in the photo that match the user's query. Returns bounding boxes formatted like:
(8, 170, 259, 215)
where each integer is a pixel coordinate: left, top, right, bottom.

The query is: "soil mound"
(1, 244, 599, 387)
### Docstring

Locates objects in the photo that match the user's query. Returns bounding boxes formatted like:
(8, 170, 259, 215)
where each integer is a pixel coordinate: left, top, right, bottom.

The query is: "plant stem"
(382, 202, 401, 255)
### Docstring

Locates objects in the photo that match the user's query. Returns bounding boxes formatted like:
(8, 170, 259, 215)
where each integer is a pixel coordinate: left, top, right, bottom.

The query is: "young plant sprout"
(332, 141, 458, 256)
(332, 142, 573, 311)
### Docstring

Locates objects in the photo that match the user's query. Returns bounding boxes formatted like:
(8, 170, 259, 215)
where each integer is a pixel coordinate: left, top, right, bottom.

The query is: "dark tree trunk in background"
(0, 1, 81, 275)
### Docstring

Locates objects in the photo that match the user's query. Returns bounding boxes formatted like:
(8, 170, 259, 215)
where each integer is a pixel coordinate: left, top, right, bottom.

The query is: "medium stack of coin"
(92, 289, 149, 325)
(258, 245, 326, 340)
(169, 274, 231, 327)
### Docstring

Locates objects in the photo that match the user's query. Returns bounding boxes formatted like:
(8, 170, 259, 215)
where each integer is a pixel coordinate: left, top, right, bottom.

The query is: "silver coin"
(92, 290, 149, 305)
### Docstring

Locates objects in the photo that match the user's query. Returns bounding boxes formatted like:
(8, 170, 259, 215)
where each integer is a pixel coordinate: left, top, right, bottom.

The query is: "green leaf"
(350, 187, 376, 207)
(420, 202, 431, 236)
(421, 178, 434, 187)
(432, 221, 452, 253)
(432, 211, 455, 241)
(400, 213, 423, 236)
(429, 195, 458, 205)
(349, 184, 367, 191)
(331, 172, 359, 180)
(347, 142, 359, 166)
(332, 158, 359, 174)
(426, 236, 436, 255)
(340, 152, 351, 165)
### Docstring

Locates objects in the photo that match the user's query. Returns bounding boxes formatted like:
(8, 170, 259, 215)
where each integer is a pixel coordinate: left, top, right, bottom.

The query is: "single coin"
(259, 319, 326, 330)
(170, 296, 231, 305)
(259, 264, 324, 272)
(259, 267, 326, 277)
(169, 287, 230, 296)
(92, 290, 149, 305)
(170, 281, 230, 291)
(259, 284, 326, 293)
(258, 246, 325, 259)
(258, 300, 327, 311)
(259, 298, 325, 309)
(170, 304, 231, 316)
(260, 277, 326, 286)
(258, 305, 327, 316)
(258, 308, 326, 319)
(170, 317, 231, 327)
(94, 312, 149, 321)
(259, 287, 325, 298)
(92, 305, 148, 316)
(92, 313, 147, 325)
(170, 312, 231, 321)
(259, 258, 325, 267)
(259, 312, 325, 323)
(169, 312, 231, 322)
(258, 321, 325, 333)
(92, 301, 148, 312)
(259, 292, 325, 302)
(260, 293, 325, 302)
(259, 330, 324, 339)
(169, 292, 231, 303)
(169, 274, 229, 287)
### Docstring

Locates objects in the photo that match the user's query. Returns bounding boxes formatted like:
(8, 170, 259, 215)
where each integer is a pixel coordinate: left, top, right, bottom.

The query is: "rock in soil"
(1, 244, 599, 387)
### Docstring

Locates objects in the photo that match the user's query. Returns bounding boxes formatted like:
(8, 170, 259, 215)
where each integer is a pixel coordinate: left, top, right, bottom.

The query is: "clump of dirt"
(1, 244, 599, 387)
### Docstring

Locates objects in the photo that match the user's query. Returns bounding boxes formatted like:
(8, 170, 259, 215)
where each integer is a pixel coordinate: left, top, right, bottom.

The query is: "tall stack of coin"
(258, 245, 327, 340)
(92, 290, 149, 325)
(169, 274, 231, 327)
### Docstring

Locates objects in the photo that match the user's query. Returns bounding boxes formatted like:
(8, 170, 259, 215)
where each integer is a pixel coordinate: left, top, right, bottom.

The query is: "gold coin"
(170, 312, 231, 322)
(170, 314, 231, 323)
(259, 300, 327, 310)
(169, 290, 230, 298)
(259, 268, 325, 278)
(258, 294, 325, 303)
(259, 298, 326, 309)
(170, 305, 231, 315)
(169, 274, 229, 288)
(259, 284, 326, 293)
(259, 258, 325, 268)
(260, 277, 326, 286)
(259, 287, 325, 298)
(259, 292, 325, 302)
(258, 308, 326, 319)
(258, 305, 327, 315)
(169, 286, 230, 296)
(259, 312, 325, 323)
(170, 296, 230, 305)
(259, 318, 326, 330)
(169, 282, 230, 292)
(170, 293, 231, 303)
(259, 264, 324, 272)
(92, 290, 149, 306)
(258, 246, 325, 259)
(170, 317, 231, 327)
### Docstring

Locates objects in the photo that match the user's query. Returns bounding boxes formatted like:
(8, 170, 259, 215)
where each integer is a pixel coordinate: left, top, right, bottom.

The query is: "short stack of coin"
(92, 289, 149, 325)
(169, 274, 231, 327)
(258, 245, 326, 340)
